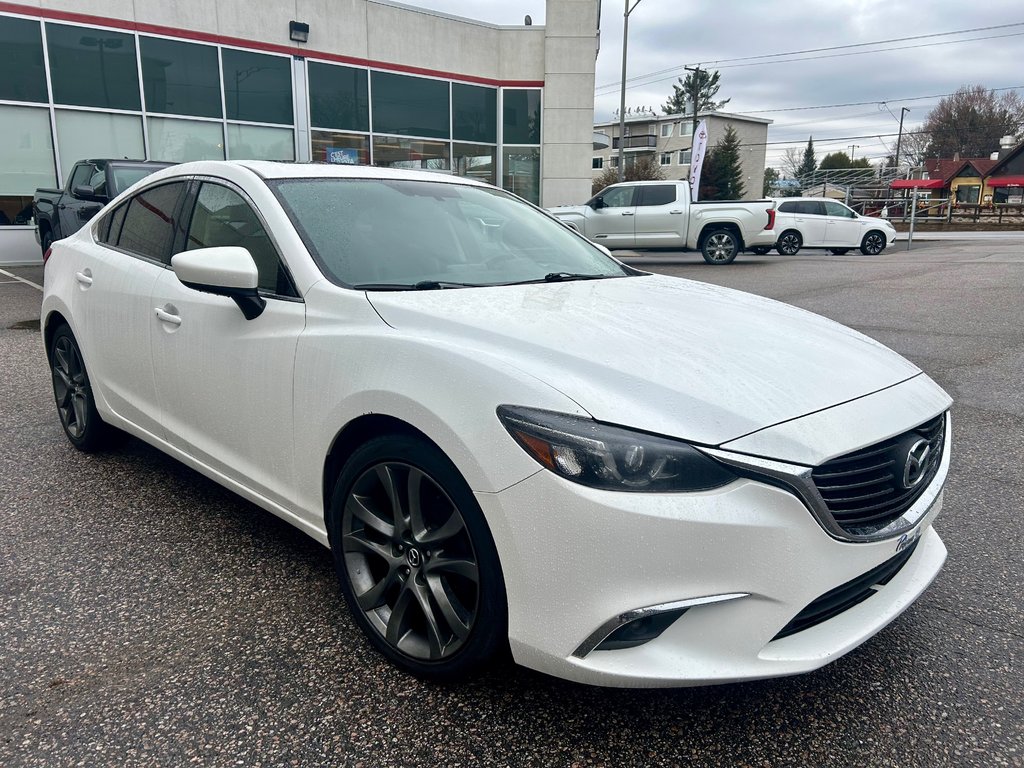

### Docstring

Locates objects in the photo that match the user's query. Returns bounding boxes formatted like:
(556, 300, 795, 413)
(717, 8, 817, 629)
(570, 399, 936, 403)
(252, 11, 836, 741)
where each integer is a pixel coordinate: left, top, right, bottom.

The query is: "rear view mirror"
(590, 196, 606, 210)
(73, 185, 106, 202)
(171, 246, 265, 320)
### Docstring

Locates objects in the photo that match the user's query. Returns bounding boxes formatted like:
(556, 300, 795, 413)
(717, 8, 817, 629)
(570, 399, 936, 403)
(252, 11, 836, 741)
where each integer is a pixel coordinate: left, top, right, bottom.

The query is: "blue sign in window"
(326, 147, 360, 164)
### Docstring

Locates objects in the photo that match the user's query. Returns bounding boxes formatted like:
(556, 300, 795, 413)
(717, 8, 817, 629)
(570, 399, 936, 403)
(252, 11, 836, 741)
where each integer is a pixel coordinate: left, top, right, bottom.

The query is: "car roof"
(774, 197, 846, 203)
(229, 160, 490, 187)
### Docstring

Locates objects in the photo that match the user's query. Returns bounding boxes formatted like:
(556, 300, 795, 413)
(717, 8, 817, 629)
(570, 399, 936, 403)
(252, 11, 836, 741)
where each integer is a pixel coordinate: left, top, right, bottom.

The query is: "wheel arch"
(697, 222, 744, 251)
(42, 309, 70, 363)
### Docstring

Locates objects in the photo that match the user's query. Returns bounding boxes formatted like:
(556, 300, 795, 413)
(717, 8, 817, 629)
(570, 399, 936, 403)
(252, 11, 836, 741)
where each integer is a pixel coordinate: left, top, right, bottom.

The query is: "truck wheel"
(701, 229, 739, 265)
(40, 228, 53, 255)
(776, 230, 802, 255)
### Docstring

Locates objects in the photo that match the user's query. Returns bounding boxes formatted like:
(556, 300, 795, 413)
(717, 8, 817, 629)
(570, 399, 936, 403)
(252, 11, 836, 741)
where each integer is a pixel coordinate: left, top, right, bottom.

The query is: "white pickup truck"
(547, 180, 778, 265)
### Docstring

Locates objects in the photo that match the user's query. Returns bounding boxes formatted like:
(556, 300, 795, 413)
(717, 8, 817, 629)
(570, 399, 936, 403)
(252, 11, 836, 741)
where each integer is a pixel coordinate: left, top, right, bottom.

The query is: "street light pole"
(894, 107, 910, 171)
(617, 0, 643, 182)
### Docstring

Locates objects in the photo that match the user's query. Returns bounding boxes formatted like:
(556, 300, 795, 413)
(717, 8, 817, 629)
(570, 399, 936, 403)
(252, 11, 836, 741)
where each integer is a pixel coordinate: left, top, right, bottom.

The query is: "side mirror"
(171, 246, 266, 320)
(73, 185, 107, 202)
(590, 196, 606, 210)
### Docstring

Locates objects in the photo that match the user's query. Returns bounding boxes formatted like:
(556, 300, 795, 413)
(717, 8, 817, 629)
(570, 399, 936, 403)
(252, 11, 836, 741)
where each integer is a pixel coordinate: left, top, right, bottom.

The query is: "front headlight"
(497, 405, 736, 492)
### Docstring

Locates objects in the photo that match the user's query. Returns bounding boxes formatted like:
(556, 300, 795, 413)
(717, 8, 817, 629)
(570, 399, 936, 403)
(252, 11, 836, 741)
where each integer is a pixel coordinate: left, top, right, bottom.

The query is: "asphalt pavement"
(1, 242, 1022, 767)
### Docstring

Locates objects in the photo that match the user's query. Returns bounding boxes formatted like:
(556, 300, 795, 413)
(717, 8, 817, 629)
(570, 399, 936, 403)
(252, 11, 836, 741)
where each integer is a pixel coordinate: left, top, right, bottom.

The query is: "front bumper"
(477, 466, 946, 688)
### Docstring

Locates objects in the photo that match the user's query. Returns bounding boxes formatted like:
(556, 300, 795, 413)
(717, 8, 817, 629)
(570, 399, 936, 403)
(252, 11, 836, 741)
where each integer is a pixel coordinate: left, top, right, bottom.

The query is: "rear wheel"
(776, 230, 802, 255)
(860, 231, 886, 255)
(49, 325, 118, 452)
(327, 434, 507, 681)
(701, 229, 739, 265)
(40, 227, 53, 256)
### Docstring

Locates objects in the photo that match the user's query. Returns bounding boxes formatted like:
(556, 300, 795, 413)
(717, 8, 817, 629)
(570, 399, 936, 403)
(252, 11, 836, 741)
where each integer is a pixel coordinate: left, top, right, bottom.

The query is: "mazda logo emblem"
(902, 439, 931, 489)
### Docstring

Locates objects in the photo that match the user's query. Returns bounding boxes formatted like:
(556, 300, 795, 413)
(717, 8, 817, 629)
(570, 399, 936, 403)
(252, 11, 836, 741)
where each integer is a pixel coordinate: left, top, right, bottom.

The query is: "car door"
(149, 179, 305, 509)
(793, 200, 828, 246)
(73, 181, 187, 440)
(633, 184, 683, 247)
(58, 163, 104, 237)
(822, 200, 864, 247)
(585, 184, 637, 248)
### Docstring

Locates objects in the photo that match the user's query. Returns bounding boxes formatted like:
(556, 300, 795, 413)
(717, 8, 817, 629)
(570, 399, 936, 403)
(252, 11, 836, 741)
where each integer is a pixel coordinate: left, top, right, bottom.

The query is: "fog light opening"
(594, 608, 689, 651)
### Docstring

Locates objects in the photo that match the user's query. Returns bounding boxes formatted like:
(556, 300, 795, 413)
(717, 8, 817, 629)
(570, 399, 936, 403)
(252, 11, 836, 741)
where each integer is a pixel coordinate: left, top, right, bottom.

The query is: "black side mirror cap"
(73, 185, 106, 202)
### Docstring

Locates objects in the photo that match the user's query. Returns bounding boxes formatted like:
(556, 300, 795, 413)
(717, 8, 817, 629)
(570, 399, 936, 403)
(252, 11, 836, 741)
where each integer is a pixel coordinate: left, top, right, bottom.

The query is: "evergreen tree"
(797, 136, 817, 179)
(699, 126, 745, 200)
(663, 69, 730, 115)
(762, 167, 779, 197)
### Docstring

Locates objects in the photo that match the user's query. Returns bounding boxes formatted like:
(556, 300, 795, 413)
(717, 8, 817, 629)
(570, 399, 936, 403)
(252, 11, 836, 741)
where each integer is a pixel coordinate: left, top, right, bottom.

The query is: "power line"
(740, 86, 1024, 114)
(595, 24, 1024, 93)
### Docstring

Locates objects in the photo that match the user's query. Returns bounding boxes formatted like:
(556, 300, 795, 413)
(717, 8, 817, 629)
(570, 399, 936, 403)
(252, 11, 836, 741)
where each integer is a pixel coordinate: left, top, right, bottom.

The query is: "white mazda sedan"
(42, 161, 951, 687)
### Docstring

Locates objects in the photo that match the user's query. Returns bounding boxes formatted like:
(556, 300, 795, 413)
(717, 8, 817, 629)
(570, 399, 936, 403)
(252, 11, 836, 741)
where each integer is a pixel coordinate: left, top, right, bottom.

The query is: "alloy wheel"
(52, 335, 89, 439)
(342, 462, 479, 661)
(777, 232, 801, 255)
(705, 233, 736, 262)
(862, 233, 885, 255)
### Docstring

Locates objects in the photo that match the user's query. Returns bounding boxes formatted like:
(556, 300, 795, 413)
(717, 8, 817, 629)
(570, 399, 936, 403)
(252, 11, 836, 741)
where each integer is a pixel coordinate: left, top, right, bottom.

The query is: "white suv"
(765, 197, 897, 256)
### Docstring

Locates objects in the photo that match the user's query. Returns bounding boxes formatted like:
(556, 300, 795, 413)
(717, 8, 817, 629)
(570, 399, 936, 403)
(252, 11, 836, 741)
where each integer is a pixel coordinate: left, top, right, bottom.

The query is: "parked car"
(547, 180, 777, 264)
(763, 197, 897, 256)
(34, 159, 175, 253)
(42, 161, 950, 687)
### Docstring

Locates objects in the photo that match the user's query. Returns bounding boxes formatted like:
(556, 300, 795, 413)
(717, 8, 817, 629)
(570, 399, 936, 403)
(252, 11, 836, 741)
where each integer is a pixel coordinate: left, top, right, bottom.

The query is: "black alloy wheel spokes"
(52, 336, 88, 439)
(342, 462, 480, 661)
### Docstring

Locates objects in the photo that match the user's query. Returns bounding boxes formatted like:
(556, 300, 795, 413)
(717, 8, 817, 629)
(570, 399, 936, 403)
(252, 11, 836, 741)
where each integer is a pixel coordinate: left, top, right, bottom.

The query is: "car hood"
(366, 274, 921, 446)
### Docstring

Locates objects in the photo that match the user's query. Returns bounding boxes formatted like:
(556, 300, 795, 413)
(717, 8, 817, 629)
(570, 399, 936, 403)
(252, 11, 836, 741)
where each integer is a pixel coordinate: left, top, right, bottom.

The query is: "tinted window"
(308, 62, 368, 132)
(222, 49, 293, 124)
(100, 202, 129, 244)
(46, 24, 141, 110)
(371, 71, 449, 139)
(184, 183, 294, 296)
(0, 16, 47, 103)
(503, 89, 541, 144)
(638, 185, 676, 206)
(140, 36, 222, 118)
(804, 201, 826, 215)
(778, 201, 799, 213)
(68, 164, 97, 193)
(598, 186, 635, 208)
(452, 84, 497, 143)
(116, 183, 184, 261)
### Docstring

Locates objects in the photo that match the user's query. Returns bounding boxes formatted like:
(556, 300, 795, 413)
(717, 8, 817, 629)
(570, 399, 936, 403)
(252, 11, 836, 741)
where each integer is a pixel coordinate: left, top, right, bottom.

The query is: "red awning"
(890, 179, 944, 189)
(988, 176, 1024, 187)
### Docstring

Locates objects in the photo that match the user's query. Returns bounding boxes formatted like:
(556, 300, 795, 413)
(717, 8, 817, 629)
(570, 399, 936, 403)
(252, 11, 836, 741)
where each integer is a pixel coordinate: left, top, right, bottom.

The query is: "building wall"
(0, 0, 599, 264)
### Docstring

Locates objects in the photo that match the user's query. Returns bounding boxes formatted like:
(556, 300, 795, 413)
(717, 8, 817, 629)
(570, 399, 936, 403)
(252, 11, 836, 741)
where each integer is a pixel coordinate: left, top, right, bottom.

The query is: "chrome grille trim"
(702, 411, 950, 543)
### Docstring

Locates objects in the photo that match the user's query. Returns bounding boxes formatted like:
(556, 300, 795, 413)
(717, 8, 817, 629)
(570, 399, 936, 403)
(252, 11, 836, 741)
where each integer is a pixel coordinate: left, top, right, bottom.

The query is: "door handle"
(621, 211, 634, 216)
(74, 271, 93, 286)
(669, 210, 684, 214)
(154, 307, 182, 326)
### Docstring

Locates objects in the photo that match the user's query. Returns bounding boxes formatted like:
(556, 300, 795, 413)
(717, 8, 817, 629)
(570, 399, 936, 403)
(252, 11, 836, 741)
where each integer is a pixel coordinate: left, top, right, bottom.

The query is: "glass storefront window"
(453, 143, 496, 185)
(0, 16, 47, 103)
(503, 89, 541, 145)
(46, 23, 141, 111)
(502, 146, 540, 204)
(452, 84, 496, 144)
(222, 49, 293, 125)
(0, 105, 55, 225)
(148, 117, 224, 162)
(140, 36, 222, 119)
(309, 62, 368, 133)
(55, 110, 145, 182)
(311, 130, 369, 165)
(371, 72, 449, 139)
(373, 136, 450, 171)
(226, 124, 294, 161)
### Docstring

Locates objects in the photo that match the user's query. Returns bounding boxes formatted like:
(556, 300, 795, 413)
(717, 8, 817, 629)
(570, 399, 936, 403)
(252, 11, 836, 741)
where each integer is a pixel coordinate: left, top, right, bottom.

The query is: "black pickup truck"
(33, 159, 174, 253)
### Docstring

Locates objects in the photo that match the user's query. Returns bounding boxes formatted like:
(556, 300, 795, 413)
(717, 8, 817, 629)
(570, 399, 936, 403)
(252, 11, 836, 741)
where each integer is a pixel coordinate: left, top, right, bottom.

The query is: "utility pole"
(684, 64, 702, 139)
(894, 107, 910, 171)
(617, 0, 644, 182)
(848, 145, 860, 161)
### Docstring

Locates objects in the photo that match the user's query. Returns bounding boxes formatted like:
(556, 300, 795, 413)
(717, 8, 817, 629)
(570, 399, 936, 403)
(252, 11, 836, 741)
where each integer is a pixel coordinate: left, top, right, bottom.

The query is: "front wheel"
(860, 231, 887, 255)
(40, 228, 53, 256)
(49, 324, 118, 451)
(327, 435, 507, 681)
(776, 230, 802, 256)
(701, 229, 739, 265)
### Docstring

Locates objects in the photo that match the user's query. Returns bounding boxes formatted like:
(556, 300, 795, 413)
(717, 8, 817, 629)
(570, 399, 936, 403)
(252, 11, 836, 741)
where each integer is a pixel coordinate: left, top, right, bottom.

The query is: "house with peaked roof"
(923, 157, 997, 205)
(984, 142, 1024, 204)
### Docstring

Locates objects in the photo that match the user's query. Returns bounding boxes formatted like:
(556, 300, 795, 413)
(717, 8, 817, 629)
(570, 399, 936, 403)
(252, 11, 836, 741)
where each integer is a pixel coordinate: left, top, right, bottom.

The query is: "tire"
(750, 246, 771, 255)
(828, 248, 850, 255)
(860, 231, 887, 255)
(776, 230, 802, 256)
(701, 228, 739, 265)
(326, 434, 507, 681)
(40, 227, 53, 256)
(49, 324, 118, 452)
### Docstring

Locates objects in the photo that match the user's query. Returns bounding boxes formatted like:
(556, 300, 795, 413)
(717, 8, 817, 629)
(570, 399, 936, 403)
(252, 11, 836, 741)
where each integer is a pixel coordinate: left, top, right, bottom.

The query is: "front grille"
(773, 539, 919, 640)
(812, 414, 945, 536)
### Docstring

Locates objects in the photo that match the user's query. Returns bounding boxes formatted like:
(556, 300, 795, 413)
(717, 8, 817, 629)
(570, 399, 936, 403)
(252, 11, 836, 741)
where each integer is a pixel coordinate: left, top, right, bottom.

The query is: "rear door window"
(637, 185, 677, 206)
(115, 182, 186, 262)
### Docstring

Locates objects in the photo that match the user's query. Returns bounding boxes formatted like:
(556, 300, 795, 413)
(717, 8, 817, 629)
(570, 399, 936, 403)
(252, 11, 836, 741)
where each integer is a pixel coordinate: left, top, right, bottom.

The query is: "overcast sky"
(396, 0, 1024, 168)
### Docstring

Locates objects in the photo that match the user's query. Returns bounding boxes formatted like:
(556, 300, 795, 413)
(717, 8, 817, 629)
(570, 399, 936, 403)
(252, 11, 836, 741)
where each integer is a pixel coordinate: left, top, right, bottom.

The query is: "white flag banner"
(688, 120, 709, 202)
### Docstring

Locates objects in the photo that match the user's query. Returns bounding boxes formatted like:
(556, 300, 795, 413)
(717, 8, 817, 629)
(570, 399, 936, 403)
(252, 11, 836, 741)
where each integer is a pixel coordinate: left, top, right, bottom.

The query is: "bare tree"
(922, 85, 1023, 158)
(591, 155, 665, 195)
(779, 147, 803, 178)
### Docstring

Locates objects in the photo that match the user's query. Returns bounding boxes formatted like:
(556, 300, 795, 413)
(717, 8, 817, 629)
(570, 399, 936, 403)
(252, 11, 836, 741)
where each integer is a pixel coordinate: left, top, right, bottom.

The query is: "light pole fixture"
(617, 0, 643, 182)
(289, 21, 310, 43)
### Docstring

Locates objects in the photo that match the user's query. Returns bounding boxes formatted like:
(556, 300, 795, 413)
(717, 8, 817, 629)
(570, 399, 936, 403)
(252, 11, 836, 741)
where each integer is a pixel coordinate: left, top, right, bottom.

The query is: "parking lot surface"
(2, 242, 1022, 767)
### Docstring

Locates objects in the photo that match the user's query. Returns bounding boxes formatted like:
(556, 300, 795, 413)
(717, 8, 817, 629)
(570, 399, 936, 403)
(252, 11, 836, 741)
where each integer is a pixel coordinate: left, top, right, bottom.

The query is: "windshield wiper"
(351, 280, 473, 291)
(502, 272, 615, 286)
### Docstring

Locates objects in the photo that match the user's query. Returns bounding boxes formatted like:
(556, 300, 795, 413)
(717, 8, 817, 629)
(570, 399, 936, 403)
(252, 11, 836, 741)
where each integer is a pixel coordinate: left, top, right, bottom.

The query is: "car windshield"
(110, 166, 166, 194)
(270, 178, 632, 289)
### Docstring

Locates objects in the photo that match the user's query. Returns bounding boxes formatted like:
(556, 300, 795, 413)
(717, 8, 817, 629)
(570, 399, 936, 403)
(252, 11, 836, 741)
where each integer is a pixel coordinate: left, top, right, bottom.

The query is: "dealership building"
(0, 0, 600, 264)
